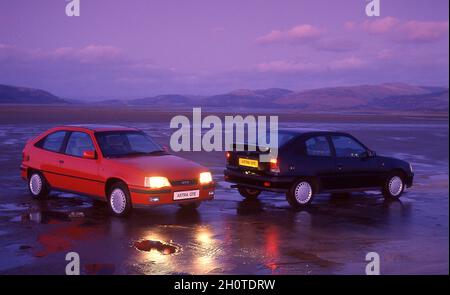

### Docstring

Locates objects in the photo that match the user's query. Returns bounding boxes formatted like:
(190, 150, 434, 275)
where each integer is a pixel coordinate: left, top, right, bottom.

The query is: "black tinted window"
(65, 132, 95, 157)
(332, 136, 366, 158)
(41, 131, 66, 152)
(305, 136, 331, 156)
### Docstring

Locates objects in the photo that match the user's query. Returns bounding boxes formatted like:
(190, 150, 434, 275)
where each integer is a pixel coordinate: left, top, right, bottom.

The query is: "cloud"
(328, 56, 366, 70)
(361, 17, 449, 43)
(400, 20, 449, 43)
(50, 45, 123, 64)
(286, 24, 322, 40)
(0, 44, 124, 64)
(314, 38, 360, 52)
(257, 24, 322, 44)
(377, 49, 395, 60)
(0, 43, 176, 98)
(257, 30, 284, 44)
(256, 60, 320, 73)
(256, 56, 367, 74)
(363, 16, 399, 34)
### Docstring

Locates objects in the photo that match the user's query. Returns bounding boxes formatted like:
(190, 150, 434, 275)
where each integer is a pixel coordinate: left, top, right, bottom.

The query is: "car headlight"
(409, 163, 414, 173)
(145, 176, 171, 188)
(199, 172, 213, 184)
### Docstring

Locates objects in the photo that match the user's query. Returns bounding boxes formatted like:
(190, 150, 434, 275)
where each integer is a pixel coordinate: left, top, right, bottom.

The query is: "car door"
(36, 130, 69, 188)
(57, 131, 104, 197)
(329, 135, 379, 190)
(291, 135, 336, 191)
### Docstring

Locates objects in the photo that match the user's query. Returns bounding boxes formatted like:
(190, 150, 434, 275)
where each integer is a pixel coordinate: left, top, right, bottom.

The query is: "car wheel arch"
(27, 167, 38, 179)
(388, 168, 407, 180)
(105, 177, 128, 198)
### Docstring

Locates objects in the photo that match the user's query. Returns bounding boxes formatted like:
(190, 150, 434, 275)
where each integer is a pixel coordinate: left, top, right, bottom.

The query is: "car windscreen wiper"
(107, 150, 167, 158)
(128, 150, 166, 156)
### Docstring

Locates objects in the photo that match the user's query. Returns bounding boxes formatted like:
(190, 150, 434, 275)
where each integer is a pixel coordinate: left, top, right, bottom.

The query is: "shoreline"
(0, 104, 448, 124)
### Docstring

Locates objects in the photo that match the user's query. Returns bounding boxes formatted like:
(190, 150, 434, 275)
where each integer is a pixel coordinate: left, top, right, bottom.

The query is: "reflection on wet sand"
(0, 121, 447, 274)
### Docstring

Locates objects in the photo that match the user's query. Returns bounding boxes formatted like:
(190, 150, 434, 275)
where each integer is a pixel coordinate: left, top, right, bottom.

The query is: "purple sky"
(0, 0, 448, 100)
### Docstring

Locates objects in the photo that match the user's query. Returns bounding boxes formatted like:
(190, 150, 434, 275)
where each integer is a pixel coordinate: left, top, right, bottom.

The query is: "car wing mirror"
(82, 150, 97, 159)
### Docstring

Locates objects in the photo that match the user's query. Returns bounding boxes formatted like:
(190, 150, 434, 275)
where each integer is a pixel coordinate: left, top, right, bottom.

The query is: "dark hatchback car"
(224, 130, 414, 209)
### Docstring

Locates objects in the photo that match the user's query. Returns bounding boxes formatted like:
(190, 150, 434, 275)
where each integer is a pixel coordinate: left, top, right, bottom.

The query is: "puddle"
(134, 240, 181, 255)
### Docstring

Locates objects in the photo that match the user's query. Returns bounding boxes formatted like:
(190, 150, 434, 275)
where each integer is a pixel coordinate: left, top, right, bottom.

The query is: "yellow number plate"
(239, 158, 259, 168)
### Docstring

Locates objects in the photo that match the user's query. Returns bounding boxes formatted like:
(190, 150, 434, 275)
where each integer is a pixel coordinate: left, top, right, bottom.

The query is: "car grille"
(170, 179, 198, 186)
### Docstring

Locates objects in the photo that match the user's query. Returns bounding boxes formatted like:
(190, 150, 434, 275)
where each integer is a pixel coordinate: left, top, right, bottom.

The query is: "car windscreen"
(95, 131, 164, 157)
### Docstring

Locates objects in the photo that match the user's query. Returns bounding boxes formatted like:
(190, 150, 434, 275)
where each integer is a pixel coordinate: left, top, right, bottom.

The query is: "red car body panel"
(21, 125, 215, 206)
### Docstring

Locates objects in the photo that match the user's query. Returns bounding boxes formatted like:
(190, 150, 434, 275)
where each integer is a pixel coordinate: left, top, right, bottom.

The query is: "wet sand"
(0, 107, 448, 274)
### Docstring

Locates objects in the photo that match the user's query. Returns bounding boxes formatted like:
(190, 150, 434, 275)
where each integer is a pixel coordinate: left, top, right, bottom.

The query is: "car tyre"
(28, 171, 50, 199)
(286, 180, 314, 209)
(108, 182, 132, 217)
(237, 186, 261, 200)
(178, 201, 201, 210)
(383, 172, 405, 199)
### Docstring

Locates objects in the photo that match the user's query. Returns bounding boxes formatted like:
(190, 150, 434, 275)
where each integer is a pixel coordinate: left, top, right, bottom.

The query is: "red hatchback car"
(21, 125, 215, 216)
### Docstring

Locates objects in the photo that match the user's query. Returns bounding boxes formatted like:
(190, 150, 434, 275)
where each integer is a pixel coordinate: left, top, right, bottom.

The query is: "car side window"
(305, 136, 332, 157)
(41, 131, 67, 152)
(331, 135, 366, 158)
(65, 132, 95, 157)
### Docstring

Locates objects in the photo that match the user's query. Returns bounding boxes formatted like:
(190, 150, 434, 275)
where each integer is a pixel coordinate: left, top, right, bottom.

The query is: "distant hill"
(126, 83, 448, 111)
(130, 94, 199, 107)
(273, 83, 449, 111)
(1, 83, 448, 112)
(127, 88, 294, 108)
(204, 88, 293, 108)
(0, 84, 67, 104)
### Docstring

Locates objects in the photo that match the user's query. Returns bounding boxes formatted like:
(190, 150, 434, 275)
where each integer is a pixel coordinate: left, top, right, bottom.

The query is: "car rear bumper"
(20, 164, 28, 180)
(129, 183, 215, 206)
(223, 169, 294, 193)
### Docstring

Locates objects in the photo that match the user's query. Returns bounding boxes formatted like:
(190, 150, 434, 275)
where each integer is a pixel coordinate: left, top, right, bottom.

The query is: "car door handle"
(337, 164, 343, 171)
(59, 160, 64, 164)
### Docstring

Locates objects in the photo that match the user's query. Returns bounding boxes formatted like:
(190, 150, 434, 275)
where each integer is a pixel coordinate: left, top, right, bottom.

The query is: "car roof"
(277, 129, 350, 137)
(57, 124, 138, 132)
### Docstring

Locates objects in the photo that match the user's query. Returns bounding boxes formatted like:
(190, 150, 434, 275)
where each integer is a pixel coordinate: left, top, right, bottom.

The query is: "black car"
(224, 130, 414, 209)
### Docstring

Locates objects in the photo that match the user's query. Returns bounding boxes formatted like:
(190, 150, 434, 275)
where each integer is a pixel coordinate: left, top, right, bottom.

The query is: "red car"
(21, 125, 215, 216)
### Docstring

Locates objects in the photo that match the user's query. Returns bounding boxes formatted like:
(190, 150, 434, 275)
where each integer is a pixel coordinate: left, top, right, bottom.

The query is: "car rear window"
(40, 131, 67, 152)
(245, 132, 296, 149)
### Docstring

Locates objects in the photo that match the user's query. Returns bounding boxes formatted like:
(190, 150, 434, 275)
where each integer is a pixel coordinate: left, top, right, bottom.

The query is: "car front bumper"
(405, 173, 414, 188)
(129, 183, 215, 206)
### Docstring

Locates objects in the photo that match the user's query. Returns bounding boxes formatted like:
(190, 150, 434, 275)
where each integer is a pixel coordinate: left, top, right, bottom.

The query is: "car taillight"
(270, 158, 280, 173)
(226, 152, 231, 163)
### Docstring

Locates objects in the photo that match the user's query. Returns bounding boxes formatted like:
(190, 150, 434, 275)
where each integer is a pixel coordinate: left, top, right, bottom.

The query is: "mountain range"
(0, 83, 448, 112)
(0, 84, 66, 104)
